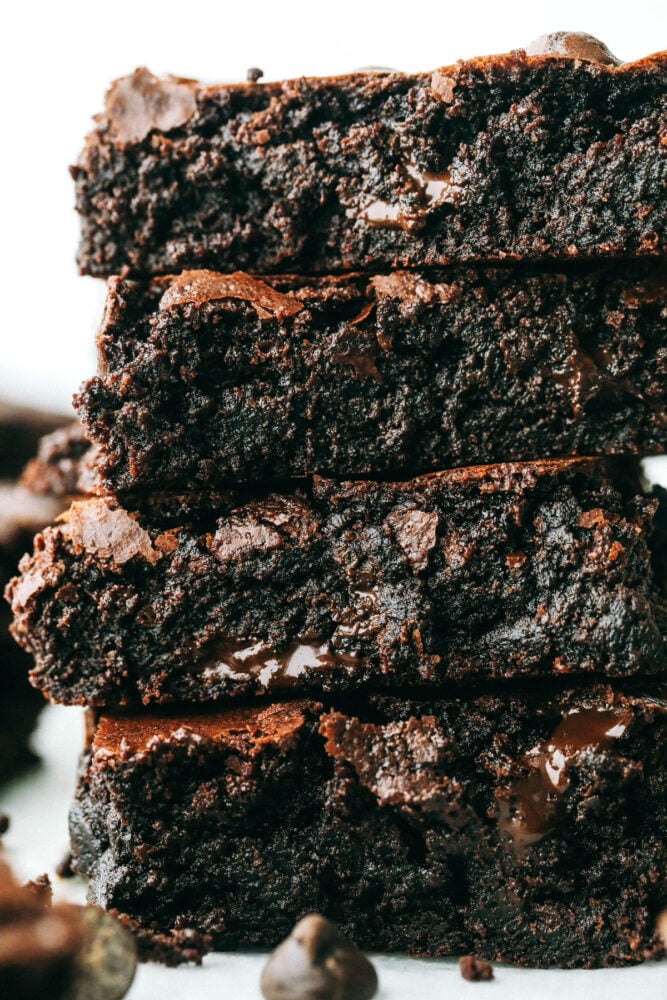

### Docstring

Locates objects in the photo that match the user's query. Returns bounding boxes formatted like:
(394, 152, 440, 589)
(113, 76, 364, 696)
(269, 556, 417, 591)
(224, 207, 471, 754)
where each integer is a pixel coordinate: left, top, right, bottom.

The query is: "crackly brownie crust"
(75, 263, 667, 492)
(70, 685, 667, 968)
(72, 47, 666, 279)
(7, 458, 665, 707)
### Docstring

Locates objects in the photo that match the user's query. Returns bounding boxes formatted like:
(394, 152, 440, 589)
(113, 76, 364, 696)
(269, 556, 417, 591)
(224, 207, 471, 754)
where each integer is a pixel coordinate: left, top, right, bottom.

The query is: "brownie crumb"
(246, 67, 264, 83)
(261, 914, 378, 1000)
(459, 955, 494, 981)
(56, 850, 75, 878)
(24, 873, 53, 906)
(0, 813, 9, 835)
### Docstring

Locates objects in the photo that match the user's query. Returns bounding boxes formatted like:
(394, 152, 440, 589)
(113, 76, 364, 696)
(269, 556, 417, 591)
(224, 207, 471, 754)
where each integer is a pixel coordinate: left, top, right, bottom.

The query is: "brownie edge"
(70, 686, 667, 967)
(7, 458, 666, 706)
(75, 261, 667, 493)
(73, 49, 666, 278)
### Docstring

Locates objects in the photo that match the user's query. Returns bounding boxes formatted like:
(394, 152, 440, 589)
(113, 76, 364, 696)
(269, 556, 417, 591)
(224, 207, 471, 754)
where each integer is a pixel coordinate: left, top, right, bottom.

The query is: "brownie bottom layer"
(70, 684, 666, 968)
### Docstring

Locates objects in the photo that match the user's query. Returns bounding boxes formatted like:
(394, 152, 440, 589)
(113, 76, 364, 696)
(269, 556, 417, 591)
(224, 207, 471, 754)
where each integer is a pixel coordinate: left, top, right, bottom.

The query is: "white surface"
(0, 705, 665, 1000)
(1, 0, 666, 412)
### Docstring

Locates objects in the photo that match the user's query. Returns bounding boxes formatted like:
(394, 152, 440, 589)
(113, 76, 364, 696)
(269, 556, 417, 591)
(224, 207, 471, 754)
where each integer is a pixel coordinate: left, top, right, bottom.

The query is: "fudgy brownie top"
(94, 700, 311, 760)
(90, 683, 667, 844)
(95, 44, 660, 150)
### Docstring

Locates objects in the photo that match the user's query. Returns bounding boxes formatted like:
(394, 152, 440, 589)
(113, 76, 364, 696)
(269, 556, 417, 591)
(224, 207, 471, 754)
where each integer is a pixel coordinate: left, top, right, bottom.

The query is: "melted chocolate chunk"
(498, 705, 633, 849)
(198, 636, 363, 689)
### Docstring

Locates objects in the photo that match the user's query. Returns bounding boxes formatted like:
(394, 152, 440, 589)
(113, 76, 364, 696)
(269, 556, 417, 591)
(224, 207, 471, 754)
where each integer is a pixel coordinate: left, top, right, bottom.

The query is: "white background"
(0, 2, 665, 997)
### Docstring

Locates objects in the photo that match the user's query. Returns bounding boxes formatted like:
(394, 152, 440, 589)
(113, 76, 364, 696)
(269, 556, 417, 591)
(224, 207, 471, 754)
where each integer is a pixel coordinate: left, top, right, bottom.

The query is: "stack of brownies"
(6, 32, 667, 968)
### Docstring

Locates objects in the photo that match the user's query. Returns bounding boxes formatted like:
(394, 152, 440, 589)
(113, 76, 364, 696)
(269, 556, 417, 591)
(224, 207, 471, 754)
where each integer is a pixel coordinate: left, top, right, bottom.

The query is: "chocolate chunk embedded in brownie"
(75, 262, 667, 493)
(69, 685, 667, 968)
(72, 43, 666, 278)
(7, 458, 665, 707)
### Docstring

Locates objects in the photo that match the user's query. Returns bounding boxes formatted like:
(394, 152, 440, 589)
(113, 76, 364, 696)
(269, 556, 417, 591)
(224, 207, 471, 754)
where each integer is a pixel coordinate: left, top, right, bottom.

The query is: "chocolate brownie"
(0, 483, 65, 783)
(0, 860, 137, 998)
(7, 458, 665, 707)
(19, 422, 99, 498)
(75, 262, 667, 493)
(73, 36, 666, 279)
(69, 685, 667, 968)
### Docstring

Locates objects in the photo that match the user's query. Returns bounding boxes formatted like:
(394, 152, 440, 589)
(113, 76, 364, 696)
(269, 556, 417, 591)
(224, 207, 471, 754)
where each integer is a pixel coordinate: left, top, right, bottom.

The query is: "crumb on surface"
(459, 954, 494, 981)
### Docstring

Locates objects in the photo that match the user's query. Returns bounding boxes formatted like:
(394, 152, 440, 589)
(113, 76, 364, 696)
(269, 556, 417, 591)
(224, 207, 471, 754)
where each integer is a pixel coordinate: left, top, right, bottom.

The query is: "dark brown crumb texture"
(19, 422, 99, 499)
(69, 686, 667, 969)
(73, 52, 666, 279)
(75, 262, 667, 493)
(6, 458, 665, 707)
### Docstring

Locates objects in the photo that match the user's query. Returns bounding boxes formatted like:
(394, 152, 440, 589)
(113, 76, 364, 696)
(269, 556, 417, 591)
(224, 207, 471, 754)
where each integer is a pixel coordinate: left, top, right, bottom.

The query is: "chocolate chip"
(69, 907, 137, 1000)
(459, 954, 494, 981)
(526, 32, 622, 66)
(260, 914, 378, 1000)
(247, 67, 264, 83)
(0, 813, 8, 836)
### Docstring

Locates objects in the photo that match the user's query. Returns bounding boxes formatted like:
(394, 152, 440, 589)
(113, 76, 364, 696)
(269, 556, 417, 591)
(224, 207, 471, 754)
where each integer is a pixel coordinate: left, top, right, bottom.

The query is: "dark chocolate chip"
(0, 813, 8, 836)
(526, 32, 622, 66)
(260, 914, 378, 1000)
(459, 954, 494, 981)
(247, 67, 264, 83)
(69, 907, 137, 1000)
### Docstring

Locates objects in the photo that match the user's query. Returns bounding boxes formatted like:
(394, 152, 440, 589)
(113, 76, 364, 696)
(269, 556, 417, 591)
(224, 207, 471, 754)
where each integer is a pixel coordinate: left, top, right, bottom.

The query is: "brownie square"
(70, 685, 667, 967)
(7, 458, 665, 707)
(75, 263, 667, 493)
(73, 48, 666, 278)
